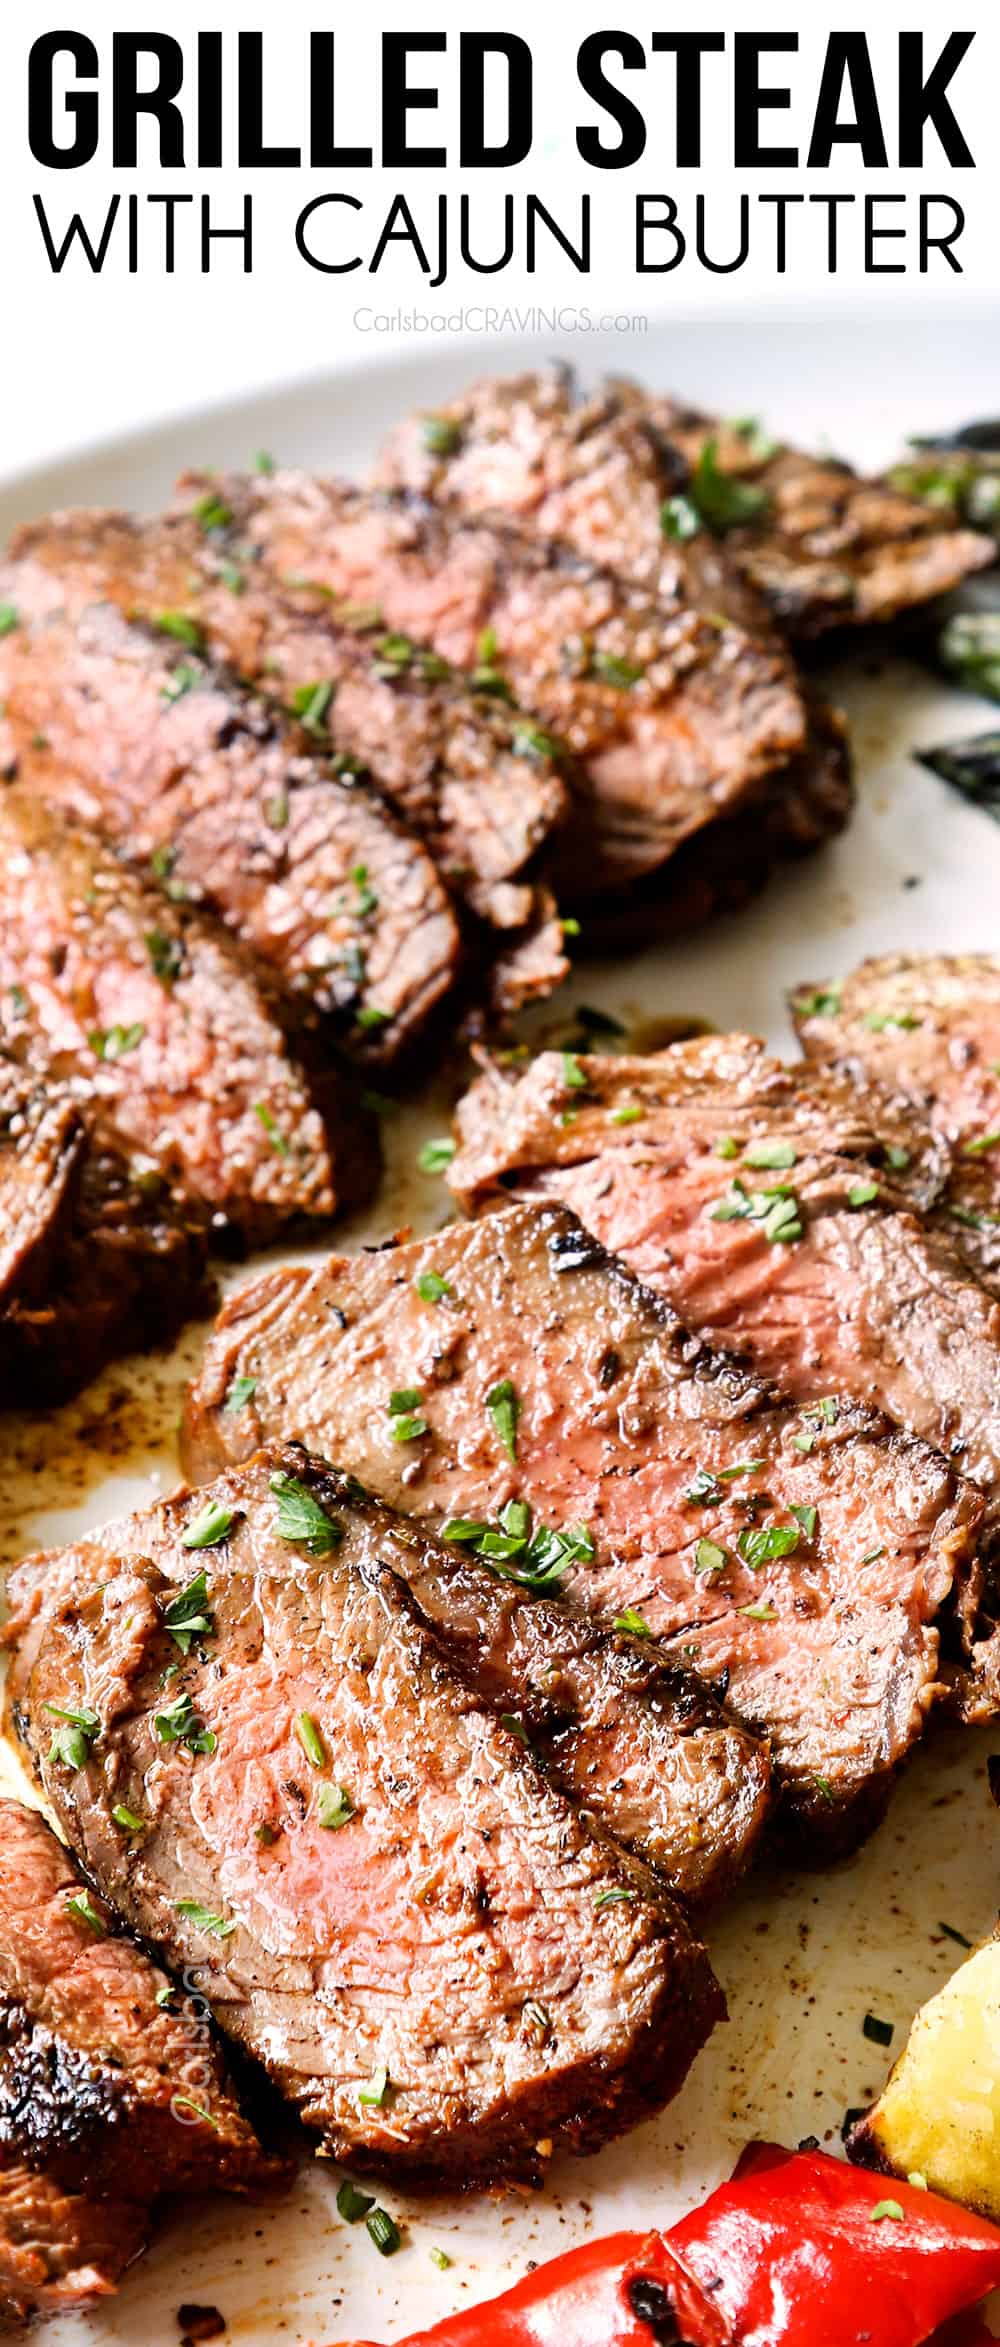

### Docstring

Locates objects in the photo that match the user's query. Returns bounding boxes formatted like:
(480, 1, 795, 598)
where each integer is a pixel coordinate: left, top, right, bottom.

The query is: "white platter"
(3, 306, 1000, 2345)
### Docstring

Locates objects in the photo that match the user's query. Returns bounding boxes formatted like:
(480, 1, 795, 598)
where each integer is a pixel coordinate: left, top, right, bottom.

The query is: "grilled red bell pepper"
(335, 2145, 1000, 2347)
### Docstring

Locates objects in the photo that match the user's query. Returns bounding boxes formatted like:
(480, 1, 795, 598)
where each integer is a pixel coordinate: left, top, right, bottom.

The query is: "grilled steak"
(0, 786, 370, 1251)
(162, 469, 808, 899)
(2, 510, 570, 1008)
(793, 955, 1000, 1297)
(0, 1799, 281, 2323)
(5, 1450, 722, 2188)
(0, 600, 460, 1063)
(181, 1204, 982, 1852)
(0, 1053, 211, 1410)
(617, 387, 994, 639)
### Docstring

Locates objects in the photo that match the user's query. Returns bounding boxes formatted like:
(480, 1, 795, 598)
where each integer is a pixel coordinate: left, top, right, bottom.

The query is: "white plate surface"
(3, 309, 1000, 2344)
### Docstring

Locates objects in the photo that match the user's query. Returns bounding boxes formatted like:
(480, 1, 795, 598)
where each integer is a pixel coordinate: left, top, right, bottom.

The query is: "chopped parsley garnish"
(154, 1693, 217, 1755)
(712, 1177, 803, 1243)
(253, 1101, 290, 1156)
(738, 1600, 778, 1621)
(270, 1471, 344, 1555)
(356, 1004, 390, 1030)
(0, 604, 20, 636)
(863, 2012, 894, 2047)
(291, 680, 334, 734)
(860, 1545, 886, 1566)
(744, 1139, 796, 1171)
(885, 1143, 911, 1171)
(790, 1504, 817, 1539)
(415, 1271, 453, 1304)
(223, 1374, 257, 1414)
(45, 1702, 100, 1771)
(388, 1387, 429, 1442)
(661, 494, 702, 541)
(871, 2201, 905, 2224)
(611, 1104, 643, 1125)
(366, 2208, 401, 2257)
(689, 437, 772, 532)
(175, 1901, 236, 1939)
(88, 1022, 144, 1062)
(153, 609, 204, 649)
(512, 722, 565, 764)
(486, 1378, 521, 1461)
(144, 928, 184, 984)
(589, 650, 643, 689)
(738, 1522, 800, 1569)
(963, 1129, 1000, 1156)
(560, 1051, 588, 1091)
(317, 1784, 355, 1831)
(161, 662, 202, 705)
(794, 987, 842, 1019)
(112, 1804, 146, 1833)
(66, 1891, 105, 1935)
(716, 1136, 740, 1159)
(805, 1396, 839, 1424)
(337, 2179, 375, 2223)
(296, 1712, 327, 1769)
(419, 1136, 456, 1175)
(694, 1538, 728, 1579)
(863, 1009, 922, 1033)
(193, 491, 233, 533)
(351, 863, 379, 918)
(594, 1887, 638, 1911)
(173, 2096, 222, 2130)
(163, 1569, 214, 1651)
(429, 2247, 452, 2270)
(683, 1458, 771, 1506)
(422, 414, 462, 456)
(443, 1504, 593, 1593)
(812, 1775, 835, 1804)
(181, 1503, 234, 1552)
(389, 1387, 423, 1413)
(358, 2066, 389, 2109)
(613, 1606, 652, 1638)
(847, 1180, 880, 1208)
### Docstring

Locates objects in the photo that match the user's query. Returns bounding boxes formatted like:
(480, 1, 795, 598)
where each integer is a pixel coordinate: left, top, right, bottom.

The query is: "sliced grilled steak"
(793, 955, 1000, 1296)
(0, 786, 370, 1250)
(0, 600, 460, 1064)
(375, 368, 852, 904)
(0, 1051, 211, 1410)
(619, 389, 994, 639)
(6, 1451, 722, 2188)
(0, 1798, 282, 2323)
(181, 1204, 982, 1852)
(163, 469, 808, 898)
(2, 510, 570, 1006)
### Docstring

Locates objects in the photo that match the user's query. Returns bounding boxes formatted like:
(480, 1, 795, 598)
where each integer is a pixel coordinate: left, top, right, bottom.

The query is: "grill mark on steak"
(161, 469, 808, 899)
(0, 785, 372, 1251)
(180, 1203, 983, 1853)
(2, 510, 571, 1013)
(0, 599, 461, 1064)
(0, 1799, 282, 2324)
(792, 954, 1000, 1299)
(5, 1450, 723, 2188)
(0, 1052, 212, 1411)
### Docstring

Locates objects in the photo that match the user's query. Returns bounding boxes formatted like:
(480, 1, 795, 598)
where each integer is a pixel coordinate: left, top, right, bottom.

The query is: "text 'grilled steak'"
(182, 1204, 982, 1852)
(6, 1450, 721, 2188)
(0, 1800, 280, 2324)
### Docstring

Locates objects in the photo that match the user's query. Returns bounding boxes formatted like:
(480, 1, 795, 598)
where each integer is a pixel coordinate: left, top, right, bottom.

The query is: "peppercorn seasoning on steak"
(792, 955, 1000, 1299)
(0, 785, 372, 1250)
(2, 508, 570, 1013)
(0, 1799, 282, 2325)
(0, 599, 461, 1064)
(181, 1204, 983, 1853)
(5, 1451, 722, 2189)
(167, 469, 809, 899)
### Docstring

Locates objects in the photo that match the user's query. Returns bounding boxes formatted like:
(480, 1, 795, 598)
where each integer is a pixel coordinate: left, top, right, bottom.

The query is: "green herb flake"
(486, 1378, 521, 1462)
(611, 1105, 643, 1126)
(317, 1783, 355, 1831)
(112, 1804, 146, 1833)
(589, 650, 644, 689)
(812, 1774, 835, 1804)
(848, 1180, 880, 1208)
(415, 1271, 453, 1304)
(163, 1569, 214, 1651)
(0, 605, 20, 637)
(512, 722, 565, 764)
(253, 1101, 291, 1156)
(560, 1051, 588, 1091)
(885, 1143, 911, 1171)
(66, 1891, 105, 1935)
(270, 1471, 344, 1556)
(175, 1901, 237, 1939)
(153, 1693, 217, 1756)
(296, 1712, 327, 1770)
(860, 1545, 886, 1567)
(423, 414, 462, 457)
(613, 1606, 652, 1638)
(351, 863, 379, 919)
(744, 1139, 797, 1171)
(429, 2247, 452, 2270)
(181, 1503, 235, 1552)
(153, 609, 205, 649)
(193, 492, 233, 534)
(738, 1601, 779, 1621)
(594, 1887, 638, 1911)
(738, 1522, 800, 1569)
(358, 2066, 389, 2109)
(790, 1504, 817, 1539)
(337, 2179, 375, 2224)
(716, 1136, 740, 1159)
(419, 1136, 456, 1175)
(871, 2201, 905, 2225)
(690, 437, 772, 533)
(356, 1004, 390, 1031)
(863, 2012, 894, 2047)
(366, 2208, 401, 2257)
(661, 494, 702, 541)
(88, 1022, 144, 1062)
(695, 1538, 729, 1580)
(863, 1010, 922, 1033)
(291, 680, 334, 735)
(161, 662, 202, 705)
(711, 1176, 803, 1244)
(145, 928, 184, 985)
(963, 1129, 1000, 1157)
(223, 1374, 257, 1415)
(793, 987, 841, 1018)
(45, 1702, 100, 1772)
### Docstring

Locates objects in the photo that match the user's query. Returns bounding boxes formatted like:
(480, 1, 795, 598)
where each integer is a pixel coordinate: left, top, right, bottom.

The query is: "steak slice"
(181, 1203, 982, 1852)
(165, 470, 808, 898)
(0, 786, 371, 1250)
(0, 600, 461, 1065)
(614, 386, 994, 639)
(5, 1451, 722, 2188)
(0, 1060, 83, 1311)
(2, 510, 570, 1006)
(792, 955, 1000, 1298)
(0, 1798, 282, 2323)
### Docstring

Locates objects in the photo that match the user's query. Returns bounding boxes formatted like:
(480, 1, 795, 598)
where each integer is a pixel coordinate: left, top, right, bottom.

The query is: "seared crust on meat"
(6, 1450, 723, 2188)
(182, 1203, 983, 1852)
(0, 786, 370, 1249)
